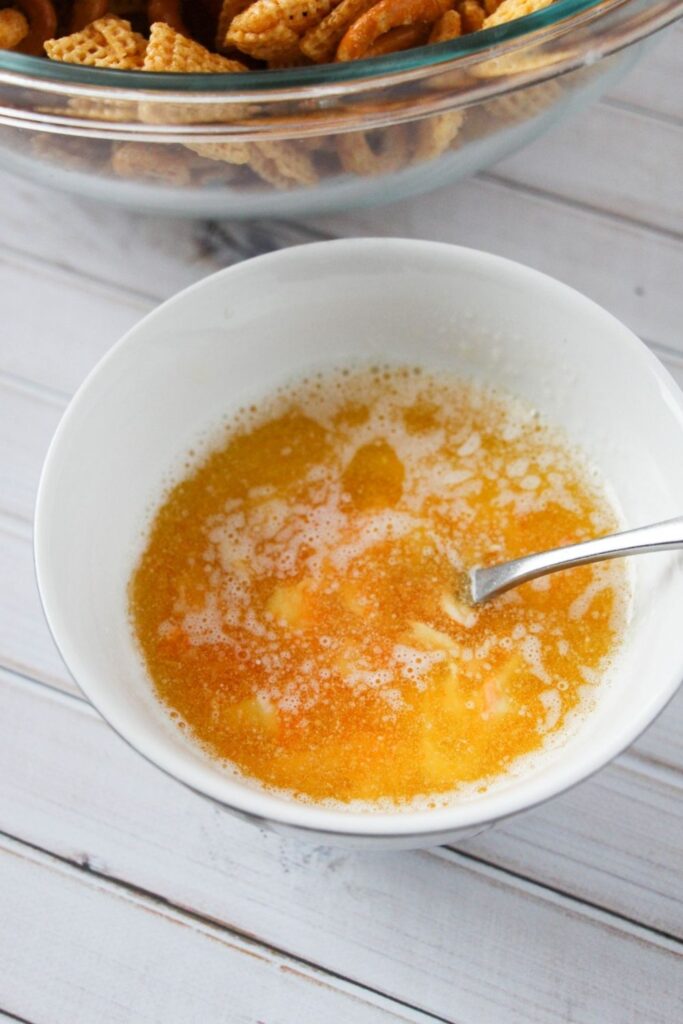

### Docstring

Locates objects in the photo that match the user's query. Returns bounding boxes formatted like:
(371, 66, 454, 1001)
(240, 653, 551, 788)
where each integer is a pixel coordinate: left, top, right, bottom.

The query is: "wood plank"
(0, 30, 680, 1020)
(0, 249, 146, 397)
(462, 752, 683, 933)
(607, 24, 683, 122)
(0, 835, 431, 1024)
(0, 520, 74, 694)
(0, 667, 681, 1024)
(0, 179, 217, 314)
(318, 177, 683, 356)
(13, 177, 674, 385)
(0, 380, 62, 523)
(4, 168, 682, 367)
(492, 102, 683, 236)
(630, 693, 683, 774)
(2, 164, 683, 387)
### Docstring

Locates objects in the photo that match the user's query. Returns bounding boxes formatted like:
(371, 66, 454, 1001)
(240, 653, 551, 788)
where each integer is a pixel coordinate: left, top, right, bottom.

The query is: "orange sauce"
(130, 368, 628, 805)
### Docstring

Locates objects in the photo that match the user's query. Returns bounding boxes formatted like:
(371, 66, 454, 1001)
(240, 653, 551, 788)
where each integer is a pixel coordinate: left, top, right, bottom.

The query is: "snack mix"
(0, 0, 559, 189)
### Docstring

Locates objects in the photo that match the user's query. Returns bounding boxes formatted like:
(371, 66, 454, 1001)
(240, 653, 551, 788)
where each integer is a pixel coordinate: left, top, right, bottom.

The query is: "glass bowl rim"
(0, 0, 642, 93)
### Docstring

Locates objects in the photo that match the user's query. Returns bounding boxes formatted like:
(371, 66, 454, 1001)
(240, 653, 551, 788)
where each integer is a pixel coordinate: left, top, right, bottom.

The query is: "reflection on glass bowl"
(0, 0, 681, 217)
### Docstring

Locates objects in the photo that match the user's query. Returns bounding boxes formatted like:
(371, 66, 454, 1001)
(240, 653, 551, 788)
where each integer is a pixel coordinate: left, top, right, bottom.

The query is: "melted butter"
(130, 367, 628, 806)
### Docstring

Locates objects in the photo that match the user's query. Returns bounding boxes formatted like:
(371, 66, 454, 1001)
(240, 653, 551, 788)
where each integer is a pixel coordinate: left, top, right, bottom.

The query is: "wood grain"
(492, 102, 683, 236)
(0, 249, 145, 398)
(0, 381, 63, 523)
(0, 667, 681, 1024)
(318, 179, 683, 360)
(0, 833, 435, 1024)
(0, 522, 69, 693)
(1, 31, 682, 1024)
(609, 24, 683, 121)
(4, 172, 683, 360)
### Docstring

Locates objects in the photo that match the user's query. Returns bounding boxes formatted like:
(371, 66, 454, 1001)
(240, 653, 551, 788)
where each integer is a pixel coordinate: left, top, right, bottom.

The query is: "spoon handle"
(470, 515, 683, 604)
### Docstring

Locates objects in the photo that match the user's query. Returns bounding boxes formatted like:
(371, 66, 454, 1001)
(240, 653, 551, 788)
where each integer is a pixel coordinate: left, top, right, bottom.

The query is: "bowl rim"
(1, 0, 680, 100)
(34, 237, 683, 839)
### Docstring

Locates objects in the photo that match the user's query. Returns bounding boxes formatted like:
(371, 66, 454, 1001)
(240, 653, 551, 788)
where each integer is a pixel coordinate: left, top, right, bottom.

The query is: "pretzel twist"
(365, 23, 429, 56)
(69, 0, 109, 31)
(336, 0, 451, 61)
(14, 0, 58, 55)
(337, 125, 409, 175)
(148, 0, 188, 34)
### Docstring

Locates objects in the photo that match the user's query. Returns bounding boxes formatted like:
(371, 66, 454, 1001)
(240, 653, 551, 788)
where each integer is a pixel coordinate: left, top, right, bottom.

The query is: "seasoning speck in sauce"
(130, 367, 628, 807)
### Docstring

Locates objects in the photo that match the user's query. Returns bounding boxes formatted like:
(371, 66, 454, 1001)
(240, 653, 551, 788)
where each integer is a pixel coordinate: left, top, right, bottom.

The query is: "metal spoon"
(469, 515, 683, 604)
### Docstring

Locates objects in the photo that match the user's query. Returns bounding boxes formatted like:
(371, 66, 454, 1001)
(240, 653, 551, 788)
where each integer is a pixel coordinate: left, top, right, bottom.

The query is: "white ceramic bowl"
(35, 239, 683, 849)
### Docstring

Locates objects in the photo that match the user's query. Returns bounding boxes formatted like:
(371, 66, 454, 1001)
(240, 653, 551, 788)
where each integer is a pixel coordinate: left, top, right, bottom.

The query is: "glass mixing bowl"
(0, 0, 680, 217)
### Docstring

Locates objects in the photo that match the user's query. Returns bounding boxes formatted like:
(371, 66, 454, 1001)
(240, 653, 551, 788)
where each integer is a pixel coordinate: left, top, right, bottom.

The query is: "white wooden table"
(1, 25, 682, 1023)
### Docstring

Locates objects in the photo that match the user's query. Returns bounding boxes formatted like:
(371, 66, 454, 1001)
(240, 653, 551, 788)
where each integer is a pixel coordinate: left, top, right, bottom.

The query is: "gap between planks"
(601, 96, 683, 130)
(1, 661, 682, 941)
(0, 241, 159, 312)
(607, 21, 683, 122)
(0, 1010, 35, 1024)
(0, 29, 679, 1024)
(4, 147, 683, 306)
(442, 843, 683, 948)
(0, 665, 682, 1023)
(480, 169, 683, 248)
(0, 832, 442, 1024)
(3, 175, 683, 388)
